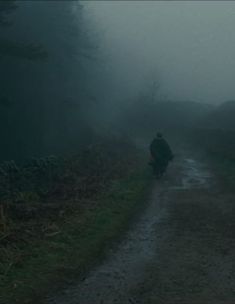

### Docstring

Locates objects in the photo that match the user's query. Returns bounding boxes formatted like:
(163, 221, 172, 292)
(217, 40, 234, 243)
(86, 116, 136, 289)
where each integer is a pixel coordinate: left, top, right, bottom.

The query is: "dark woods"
(1, 1, 235, 164)
(1, 0, 235, 225)
(1, 3, 235, 303)
(0, 1, 96, 162)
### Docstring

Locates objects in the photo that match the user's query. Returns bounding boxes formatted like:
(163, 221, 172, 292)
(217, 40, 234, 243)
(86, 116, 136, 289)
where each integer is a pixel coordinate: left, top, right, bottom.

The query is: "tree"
(0, 1, 97, 161)
(0, 1, 16, 26)
(0, 1, 47, 60)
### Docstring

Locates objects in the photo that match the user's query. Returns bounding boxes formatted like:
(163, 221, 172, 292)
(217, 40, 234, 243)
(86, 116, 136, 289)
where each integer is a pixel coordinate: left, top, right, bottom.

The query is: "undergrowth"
(0, 138, 150, 304)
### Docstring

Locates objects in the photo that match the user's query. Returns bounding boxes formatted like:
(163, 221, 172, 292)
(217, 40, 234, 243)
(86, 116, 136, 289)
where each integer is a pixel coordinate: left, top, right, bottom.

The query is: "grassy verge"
(0, 166, 151, 304)
(206, 155, 235, 191)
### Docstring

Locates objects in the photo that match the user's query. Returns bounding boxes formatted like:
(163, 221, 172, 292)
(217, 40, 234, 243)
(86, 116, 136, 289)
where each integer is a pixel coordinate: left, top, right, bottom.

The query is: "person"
(149, 132, 173, 178)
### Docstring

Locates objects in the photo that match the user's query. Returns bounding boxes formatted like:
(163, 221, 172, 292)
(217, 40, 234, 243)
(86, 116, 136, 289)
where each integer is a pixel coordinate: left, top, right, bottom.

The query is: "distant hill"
(152, 100, 213, 128)
(123, 100, 213, 136)
(203, 100, 235, 130)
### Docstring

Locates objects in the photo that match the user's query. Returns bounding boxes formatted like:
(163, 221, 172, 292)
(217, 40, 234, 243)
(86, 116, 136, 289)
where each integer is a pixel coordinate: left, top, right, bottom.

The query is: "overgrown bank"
(0, 138, 150, 304)
(191, 128, 235, 186)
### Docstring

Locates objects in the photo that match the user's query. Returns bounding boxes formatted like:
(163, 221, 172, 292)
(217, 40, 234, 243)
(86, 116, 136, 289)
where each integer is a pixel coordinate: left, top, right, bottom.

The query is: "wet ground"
(45, 151, 235, 304)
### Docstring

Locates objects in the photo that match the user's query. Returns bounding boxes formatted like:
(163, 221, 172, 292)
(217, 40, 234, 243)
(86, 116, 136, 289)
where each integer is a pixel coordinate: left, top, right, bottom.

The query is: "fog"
(3, 2, 235, 302)
(84, 1, 235, 105)
(1, 1, 235, 161)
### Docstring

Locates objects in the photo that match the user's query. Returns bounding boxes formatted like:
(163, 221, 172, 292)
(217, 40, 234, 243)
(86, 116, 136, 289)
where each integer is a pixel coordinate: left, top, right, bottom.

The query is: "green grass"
(0, 167, 151, 304)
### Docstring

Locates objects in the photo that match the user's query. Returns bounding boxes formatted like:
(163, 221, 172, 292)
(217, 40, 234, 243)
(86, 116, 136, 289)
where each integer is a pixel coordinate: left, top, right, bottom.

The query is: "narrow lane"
(46, 153, 223, 304)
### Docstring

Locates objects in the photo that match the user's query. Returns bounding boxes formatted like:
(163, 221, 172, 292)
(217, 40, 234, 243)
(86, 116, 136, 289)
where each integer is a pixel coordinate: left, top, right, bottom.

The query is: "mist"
(84, 1, 235, 105)
(2, 2, 235, 302)
(1, 0, 235, 160)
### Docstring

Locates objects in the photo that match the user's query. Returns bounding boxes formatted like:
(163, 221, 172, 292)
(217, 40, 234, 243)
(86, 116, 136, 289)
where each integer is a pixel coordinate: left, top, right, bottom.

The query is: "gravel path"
(45, 152, 235, 304)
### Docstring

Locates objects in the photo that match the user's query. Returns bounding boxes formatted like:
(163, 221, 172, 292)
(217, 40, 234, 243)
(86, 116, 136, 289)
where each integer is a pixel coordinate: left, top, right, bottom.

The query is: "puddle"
(171, 158, 211, 191)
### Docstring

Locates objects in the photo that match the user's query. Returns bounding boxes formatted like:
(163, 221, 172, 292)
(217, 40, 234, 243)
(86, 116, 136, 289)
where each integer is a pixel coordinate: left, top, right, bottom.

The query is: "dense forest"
(1, 0, 234, 163)
(0, 1, 102, 161)
(1, 1, 235, 303)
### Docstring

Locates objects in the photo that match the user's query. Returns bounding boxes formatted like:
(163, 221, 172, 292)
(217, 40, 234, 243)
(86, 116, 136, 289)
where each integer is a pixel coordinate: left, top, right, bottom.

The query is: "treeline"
(178, 100, 235, 163)
(118, 93, 235, 165)
(119, 96, 212, 139)
(192, 128, 235, 162)
(0, 1, 100, 162)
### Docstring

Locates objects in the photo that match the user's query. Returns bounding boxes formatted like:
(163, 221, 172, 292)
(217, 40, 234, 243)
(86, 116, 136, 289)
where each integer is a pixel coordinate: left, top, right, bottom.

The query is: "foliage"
(121, 99, 212, 137)
(192, 128, 235, 162)
(0, 1, 47, 60)
(0, 138, 147, 304)
(0, 158, 148, 304)
(0, 39, 47, 60)
(0, 1, 96, 161)
(0, 1, 16, 26)
(0, 138, 139, 228)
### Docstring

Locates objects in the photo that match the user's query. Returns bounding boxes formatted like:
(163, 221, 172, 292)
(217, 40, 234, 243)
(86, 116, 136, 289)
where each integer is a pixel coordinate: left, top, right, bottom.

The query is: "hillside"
(203, 100, 235, 130)
(123, 100, 213, 136)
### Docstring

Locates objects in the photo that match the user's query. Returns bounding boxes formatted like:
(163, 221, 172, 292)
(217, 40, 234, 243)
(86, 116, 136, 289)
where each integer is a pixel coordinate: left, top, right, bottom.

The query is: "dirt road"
(45, 152, 235, 304)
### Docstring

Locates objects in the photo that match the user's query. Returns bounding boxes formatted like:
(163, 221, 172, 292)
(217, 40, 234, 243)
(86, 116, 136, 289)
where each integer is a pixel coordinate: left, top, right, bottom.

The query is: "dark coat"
(150, 137, 173, 162)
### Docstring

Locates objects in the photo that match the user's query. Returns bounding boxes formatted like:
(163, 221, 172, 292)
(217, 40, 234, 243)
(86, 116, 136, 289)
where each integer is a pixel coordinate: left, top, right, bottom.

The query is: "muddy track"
(45, 152, 235, 304)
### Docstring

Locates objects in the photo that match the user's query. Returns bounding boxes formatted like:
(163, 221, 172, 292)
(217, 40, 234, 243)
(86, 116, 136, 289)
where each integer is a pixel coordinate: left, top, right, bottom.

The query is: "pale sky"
(83, 1, 235, 104)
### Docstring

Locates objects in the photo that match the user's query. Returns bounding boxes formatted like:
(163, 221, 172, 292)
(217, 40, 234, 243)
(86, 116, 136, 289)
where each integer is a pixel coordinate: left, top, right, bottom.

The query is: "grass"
(0, 166, 151, 304)
(199, 151, 235, 191)
(184, 127, 235, 189)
